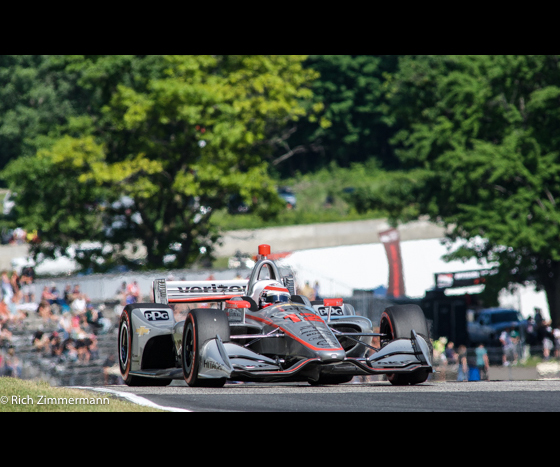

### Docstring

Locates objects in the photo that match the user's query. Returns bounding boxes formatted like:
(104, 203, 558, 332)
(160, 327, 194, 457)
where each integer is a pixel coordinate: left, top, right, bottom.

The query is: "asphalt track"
(86, 379, 560, 412)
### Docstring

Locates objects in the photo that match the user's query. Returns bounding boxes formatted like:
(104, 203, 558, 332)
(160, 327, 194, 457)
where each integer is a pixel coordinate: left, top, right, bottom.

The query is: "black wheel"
(182, 308, 230, 388)
(118, 305, 172, 387)
(379, 304, 432, 386)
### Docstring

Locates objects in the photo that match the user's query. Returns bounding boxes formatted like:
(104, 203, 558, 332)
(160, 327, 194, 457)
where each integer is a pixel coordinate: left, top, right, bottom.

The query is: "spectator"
(116, 281, 127, 305)
(61, 338, 78, 363)
(75, 335, 90, 364)
(57, 312, 73, 340)
(1, 346, 21, 377)
(534, 307, 543, 327)
(475, 343, 489, 380)
(445, 341, 458, 365)
(1, 272, 26, 327)
(500, 327, 518, 366)
(87, 334, 99, 361)
(26, 229, 39, 243)
(95, 304, 111, 334)
(432, 337, 447, 366)
(32, 330, 51, 353)
(299, 281, 315, 301)
(126, 280, 141, 304)
(457, 345, 468, 381)
(63, 284, 73, 304)
(1, 270, 14, 308)
(50, 332, 63, 360)
(0, 324, 13, 349)
(12, 227, 26, 244)
(0, 301, 9, 326)
(85, 304, 110, 334)
(49, 286, 68, 310)
(71, 293, 87, 315)
(20, 266, 35, 303)
(540, 321, 555, 360)
(525, 316, 538, 354)
(85, 304, 101, 331)
(313, 281, 322, 300)
(70, 284, 82, 302)
(9, 270, 21, 304)
(554, 327, 560, 359)
(37, 300, 56, 326)
(41, 285, 56, 304)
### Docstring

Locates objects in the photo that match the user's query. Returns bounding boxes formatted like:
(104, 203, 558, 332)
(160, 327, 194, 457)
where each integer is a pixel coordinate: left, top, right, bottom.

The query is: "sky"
(278, 238, 550, 320)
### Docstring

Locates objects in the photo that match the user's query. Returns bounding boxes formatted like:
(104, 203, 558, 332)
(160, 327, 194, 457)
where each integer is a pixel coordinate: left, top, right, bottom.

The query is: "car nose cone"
(318, 349, 346, 362)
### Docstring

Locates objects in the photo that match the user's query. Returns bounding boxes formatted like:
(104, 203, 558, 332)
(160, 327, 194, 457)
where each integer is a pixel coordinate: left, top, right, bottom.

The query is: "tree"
(350, 55, 560, 326)
(271, 55, 400, 177)
(0, 55, 90, 176)
(1, 55, 319, 271)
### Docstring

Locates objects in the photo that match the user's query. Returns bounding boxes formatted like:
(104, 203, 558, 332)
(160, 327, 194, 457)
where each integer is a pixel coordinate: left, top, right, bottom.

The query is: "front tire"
(182, 308, 230, 388)
(379, 304, 432, 386)
(118, 305, 172, 387)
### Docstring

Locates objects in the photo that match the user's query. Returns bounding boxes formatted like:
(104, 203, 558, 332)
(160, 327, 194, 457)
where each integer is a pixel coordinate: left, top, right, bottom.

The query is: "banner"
(379, 228, 405, 298)
(434, 268, 499, 289)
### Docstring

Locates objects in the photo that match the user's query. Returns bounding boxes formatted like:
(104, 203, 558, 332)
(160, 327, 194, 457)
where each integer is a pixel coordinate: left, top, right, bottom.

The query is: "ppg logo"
(144, 310, 169, 321)
(317, 306, 343, 317)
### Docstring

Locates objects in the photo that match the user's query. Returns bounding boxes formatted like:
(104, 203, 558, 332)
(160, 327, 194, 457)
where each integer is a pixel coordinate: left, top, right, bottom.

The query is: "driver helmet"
(251, 280, 291, 309)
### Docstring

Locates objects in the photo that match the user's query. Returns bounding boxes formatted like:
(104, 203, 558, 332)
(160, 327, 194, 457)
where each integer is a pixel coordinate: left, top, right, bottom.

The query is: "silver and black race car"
(118, 244, 433, 387)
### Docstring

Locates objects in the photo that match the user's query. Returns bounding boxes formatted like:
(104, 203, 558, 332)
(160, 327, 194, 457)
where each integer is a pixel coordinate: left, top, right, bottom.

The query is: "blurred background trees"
(1, 55, 318, 270)
(2, 54, 560, 325)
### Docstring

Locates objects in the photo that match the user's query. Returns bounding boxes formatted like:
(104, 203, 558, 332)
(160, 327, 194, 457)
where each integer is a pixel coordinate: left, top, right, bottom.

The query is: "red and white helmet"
(251, 280, 291, 309)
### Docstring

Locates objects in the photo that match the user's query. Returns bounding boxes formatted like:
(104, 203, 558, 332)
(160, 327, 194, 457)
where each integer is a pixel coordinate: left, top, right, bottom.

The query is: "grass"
(0, 377, 165, 412)
(211, 163, 387, 232)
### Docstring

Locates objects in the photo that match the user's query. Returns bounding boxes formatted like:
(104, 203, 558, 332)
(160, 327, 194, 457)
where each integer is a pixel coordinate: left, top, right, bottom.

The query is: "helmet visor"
(263, 293, 290, 304)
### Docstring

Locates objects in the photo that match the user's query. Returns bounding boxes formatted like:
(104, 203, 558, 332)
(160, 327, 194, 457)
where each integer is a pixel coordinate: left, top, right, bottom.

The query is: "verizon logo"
(177, 284, 247, 294)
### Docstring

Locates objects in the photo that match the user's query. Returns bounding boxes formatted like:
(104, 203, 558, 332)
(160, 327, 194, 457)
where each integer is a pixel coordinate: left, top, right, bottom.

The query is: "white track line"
(71, 386, 191, 412)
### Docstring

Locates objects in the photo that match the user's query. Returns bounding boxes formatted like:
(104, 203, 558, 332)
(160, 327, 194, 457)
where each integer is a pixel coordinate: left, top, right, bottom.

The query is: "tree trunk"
(541, 260, 560, 328)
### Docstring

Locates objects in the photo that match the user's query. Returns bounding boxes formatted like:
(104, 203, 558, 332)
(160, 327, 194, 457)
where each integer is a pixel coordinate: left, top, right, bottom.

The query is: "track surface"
(99, 379, 560, 412)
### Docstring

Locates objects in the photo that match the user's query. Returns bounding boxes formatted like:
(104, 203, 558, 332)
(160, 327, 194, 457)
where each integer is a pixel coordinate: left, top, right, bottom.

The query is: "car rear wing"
(153, 278, 249, 305)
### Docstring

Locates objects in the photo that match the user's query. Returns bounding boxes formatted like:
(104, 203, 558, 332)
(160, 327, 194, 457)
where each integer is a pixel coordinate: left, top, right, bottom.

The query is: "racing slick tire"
(379, 304, 432, 386)
(182, 308, 230, 388)
(118, 304, 172, 387)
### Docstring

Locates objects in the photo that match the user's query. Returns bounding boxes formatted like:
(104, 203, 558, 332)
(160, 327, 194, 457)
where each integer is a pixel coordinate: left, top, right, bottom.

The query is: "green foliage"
(212, 161, 388, 231)
(0, 136, 110, 267)
(0, 55, 91, 178)
(0, 55, 318, 271)
(369, 54, 560, 325)
(3, 54, 560, 326)
(0, 377, 163, 412)
(273, 55, 400, 176)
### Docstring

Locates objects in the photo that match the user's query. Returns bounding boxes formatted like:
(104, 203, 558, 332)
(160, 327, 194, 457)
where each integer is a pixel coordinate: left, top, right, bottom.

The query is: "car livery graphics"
(118, 244, 433, 387)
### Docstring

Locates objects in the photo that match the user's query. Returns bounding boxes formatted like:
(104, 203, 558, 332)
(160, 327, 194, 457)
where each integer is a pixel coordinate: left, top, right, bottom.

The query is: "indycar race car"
(118, 244, 433, 387)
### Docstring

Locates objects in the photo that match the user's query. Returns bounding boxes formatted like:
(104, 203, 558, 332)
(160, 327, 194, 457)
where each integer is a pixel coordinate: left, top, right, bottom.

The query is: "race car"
(118, 244, 433, 387)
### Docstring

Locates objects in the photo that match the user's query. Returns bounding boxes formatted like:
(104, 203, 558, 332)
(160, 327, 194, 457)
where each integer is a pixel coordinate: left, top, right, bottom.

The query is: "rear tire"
(182, 308, 230, 388)
(118, 305, 172, 386)
(379, 304, 431, 386)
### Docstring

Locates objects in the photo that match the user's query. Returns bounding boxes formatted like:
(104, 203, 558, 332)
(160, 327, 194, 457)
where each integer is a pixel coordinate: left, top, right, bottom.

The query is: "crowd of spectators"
(297, 281, 322, 301)
(2, 264, 560, 383)
(0, 267, 114, 378)
(1, 227, 40, 245)
(432, 310, 560, 381)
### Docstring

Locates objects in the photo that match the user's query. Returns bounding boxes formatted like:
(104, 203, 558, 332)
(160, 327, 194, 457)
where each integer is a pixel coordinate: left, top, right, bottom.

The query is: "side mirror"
(323, 298, 343, 307)
(225, 299, 249, 324)
(226, 300, 250, 309)
(323, 298, 343, 322)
